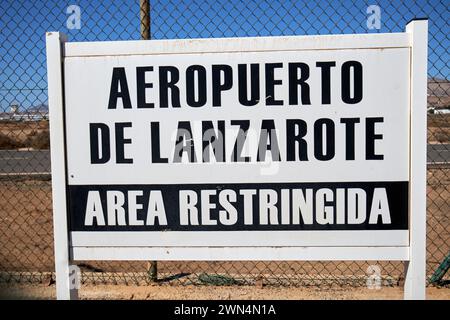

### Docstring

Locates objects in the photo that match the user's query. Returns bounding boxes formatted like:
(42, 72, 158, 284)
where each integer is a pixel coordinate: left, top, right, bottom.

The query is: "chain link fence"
(0, 0, 448, 287)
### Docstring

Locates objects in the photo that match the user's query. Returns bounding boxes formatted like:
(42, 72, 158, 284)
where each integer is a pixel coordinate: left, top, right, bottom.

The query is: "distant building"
(0, 104, 48, 121)
(10, 103, 19, 114)
(434, 109, 450, 114)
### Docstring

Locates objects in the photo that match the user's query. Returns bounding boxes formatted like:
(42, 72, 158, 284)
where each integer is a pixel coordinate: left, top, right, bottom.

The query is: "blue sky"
(1, 0, 448, 110)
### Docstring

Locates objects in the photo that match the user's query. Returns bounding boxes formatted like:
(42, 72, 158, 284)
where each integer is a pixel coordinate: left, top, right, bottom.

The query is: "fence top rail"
(62, 32, 411, 58)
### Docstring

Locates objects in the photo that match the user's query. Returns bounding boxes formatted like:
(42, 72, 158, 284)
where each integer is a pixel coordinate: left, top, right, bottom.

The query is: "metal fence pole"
(139, 0, 157, 282)
(140, 0, 150, 40)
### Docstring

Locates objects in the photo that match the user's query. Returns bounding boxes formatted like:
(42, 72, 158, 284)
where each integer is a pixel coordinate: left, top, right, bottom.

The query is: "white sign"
(46, 19, 428, 299)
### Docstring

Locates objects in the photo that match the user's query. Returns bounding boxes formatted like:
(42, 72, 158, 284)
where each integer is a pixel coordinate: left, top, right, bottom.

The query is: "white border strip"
(64, 33, 410, 57)
(72, 246, 409, 261)
(71, 230, 409, 247)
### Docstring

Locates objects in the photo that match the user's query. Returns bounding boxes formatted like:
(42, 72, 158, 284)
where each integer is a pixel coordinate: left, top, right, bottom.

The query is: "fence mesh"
(0, 0, 448, 287)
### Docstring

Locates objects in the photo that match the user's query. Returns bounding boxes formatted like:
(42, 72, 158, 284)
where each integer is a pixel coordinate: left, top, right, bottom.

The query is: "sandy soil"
(428, 114, 450, 143)
(0, 121, 48, 146)
(0, 283, 448, 300)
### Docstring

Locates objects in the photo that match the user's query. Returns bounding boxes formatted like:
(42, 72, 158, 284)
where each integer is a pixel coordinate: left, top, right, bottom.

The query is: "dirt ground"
(428, 114, 450, 143)
(0, 121, 47, 140)
(0, 283, 448, 300)
(0, 121, 49, 149)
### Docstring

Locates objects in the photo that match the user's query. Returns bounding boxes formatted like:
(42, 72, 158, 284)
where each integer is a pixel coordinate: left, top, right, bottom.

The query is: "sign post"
(404, 19, 428, 300)
(46, 19, 427, 300)
(46, 32, 78, 300)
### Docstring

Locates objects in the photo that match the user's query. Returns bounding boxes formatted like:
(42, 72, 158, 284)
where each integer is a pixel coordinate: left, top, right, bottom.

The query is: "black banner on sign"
(68, 182, 408, 231)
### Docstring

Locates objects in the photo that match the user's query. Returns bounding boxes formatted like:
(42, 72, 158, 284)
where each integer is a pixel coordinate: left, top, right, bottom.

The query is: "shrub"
(24, 130, 50, 149)
(0, 133, 24, 149)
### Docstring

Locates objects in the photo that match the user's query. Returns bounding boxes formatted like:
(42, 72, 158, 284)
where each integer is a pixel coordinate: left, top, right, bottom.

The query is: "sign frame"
(46, 19, 427, 300)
